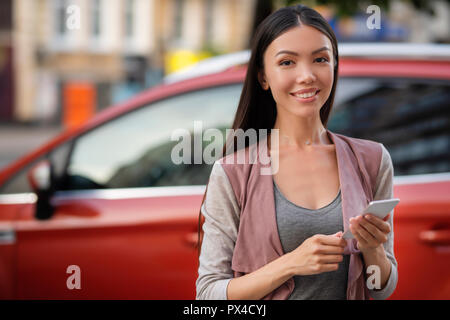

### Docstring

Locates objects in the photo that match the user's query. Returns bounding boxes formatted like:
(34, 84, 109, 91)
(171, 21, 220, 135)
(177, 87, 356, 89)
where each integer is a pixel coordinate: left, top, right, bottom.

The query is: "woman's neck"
(272, 115, 329, 149)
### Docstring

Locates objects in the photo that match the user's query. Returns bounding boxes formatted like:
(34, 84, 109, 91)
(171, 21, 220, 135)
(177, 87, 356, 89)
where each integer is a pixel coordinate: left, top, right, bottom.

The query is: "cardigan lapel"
(326, 130, 369, 298)
(326, 130, 370, 247)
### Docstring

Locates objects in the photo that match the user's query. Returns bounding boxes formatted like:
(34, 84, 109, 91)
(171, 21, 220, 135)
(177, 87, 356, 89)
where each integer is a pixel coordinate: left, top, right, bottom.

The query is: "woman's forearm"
(227, 252, 296, 300)
(361, 245, 392, 290)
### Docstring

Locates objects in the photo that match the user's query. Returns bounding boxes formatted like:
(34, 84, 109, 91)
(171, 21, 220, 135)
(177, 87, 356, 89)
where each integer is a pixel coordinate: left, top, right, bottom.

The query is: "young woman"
(196, 4, 398, 300)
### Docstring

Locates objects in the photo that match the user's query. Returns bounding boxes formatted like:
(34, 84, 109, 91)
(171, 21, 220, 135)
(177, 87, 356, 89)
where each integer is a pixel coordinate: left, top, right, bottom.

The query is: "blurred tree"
(282, 0, 450, 17)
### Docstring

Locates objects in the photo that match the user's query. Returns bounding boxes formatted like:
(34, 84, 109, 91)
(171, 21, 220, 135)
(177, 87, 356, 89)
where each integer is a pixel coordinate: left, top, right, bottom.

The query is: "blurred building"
(0, 0, 13, 123)
(7, 0, 449, 126)
(10, 0, 257, 126)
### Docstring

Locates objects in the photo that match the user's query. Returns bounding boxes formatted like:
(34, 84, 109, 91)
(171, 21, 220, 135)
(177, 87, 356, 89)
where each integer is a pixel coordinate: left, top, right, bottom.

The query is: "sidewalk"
(0, 123, 63, 170)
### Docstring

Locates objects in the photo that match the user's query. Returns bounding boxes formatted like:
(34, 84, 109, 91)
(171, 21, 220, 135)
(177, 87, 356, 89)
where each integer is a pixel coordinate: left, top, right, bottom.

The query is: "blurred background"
(0, 0, 449, 168)
(0, 0, 449, 300)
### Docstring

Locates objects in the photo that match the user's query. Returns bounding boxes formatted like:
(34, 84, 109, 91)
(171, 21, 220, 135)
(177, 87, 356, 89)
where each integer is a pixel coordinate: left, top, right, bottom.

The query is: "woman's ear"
(258, 71, 269, 90)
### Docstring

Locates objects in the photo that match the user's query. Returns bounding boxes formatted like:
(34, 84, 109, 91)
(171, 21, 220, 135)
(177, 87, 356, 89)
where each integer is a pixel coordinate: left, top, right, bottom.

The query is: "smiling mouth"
(290, 90, 320, 99)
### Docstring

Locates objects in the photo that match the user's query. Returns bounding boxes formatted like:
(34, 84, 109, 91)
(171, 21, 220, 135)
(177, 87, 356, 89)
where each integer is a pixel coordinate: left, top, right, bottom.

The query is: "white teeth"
(294, 91, 316, 99)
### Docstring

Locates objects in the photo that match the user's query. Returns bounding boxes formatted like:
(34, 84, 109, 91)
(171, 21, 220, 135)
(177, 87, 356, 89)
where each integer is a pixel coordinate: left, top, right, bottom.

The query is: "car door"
(0, 194, 27, 299)
(329, 76, 450, 299)
(0, 154, 52, 299)
(9, 83, 242, 299)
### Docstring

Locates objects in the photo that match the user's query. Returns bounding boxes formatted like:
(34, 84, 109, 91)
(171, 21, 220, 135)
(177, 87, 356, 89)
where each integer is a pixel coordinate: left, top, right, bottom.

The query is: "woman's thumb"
(332, 231, 343, 238)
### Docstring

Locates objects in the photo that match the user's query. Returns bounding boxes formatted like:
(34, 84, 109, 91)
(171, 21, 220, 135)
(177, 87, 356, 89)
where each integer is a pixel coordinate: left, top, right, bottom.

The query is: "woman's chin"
(285, 106, 321, 119)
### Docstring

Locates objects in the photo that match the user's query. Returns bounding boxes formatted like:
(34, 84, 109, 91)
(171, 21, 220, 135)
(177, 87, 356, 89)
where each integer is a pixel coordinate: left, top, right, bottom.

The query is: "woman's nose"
(295, 65, 316, 84)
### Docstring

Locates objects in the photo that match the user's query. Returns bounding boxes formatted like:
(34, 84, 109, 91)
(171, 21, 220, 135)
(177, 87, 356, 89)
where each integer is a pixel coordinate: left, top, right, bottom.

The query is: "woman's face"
(260, 25, 335, 119)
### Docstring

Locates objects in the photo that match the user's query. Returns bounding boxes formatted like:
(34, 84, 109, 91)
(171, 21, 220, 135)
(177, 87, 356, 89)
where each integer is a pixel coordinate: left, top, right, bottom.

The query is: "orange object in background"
(63, 82, 96, 129)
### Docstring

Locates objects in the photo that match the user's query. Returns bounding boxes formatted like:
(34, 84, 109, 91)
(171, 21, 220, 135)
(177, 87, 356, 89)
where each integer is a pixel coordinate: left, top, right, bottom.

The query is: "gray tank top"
(273, 180, 350, 300)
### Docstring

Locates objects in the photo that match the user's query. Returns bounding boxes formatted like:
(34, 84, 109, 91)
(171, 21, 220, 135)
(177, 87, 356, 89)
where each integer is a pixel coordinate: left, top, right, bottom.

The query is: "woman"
(196, 4, 398, 300)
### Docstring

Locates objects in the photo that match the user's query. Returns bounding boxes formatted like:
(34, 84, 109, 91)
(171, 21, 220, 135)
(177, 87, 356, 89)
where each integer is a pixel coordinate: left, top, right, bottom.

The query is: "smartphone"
(342, 198, 400, 239)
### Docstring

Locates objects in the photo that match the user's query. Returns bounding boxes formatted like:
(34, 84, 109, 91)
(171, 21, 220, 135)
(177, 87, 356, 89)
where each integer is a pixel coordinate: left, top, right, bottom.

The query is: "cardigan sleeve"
(195, 161, 240, 300)
(367, 143, 399, 300)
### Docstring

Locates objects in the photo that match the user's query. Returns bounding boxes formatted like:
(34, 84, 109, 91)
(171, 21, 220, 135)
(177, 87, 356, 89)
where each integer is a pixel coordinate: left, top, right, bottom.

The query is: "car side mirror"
(27, 160, 55, 220)
(28, 160, 52, 192)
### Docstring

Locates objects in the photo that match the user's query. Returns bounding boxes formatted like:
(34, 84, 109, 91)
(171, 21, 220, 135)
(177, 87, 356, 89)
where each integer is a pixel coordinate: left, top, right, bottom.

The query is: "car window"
(60, 84, 242, 190)
(329, 77, 450, 176)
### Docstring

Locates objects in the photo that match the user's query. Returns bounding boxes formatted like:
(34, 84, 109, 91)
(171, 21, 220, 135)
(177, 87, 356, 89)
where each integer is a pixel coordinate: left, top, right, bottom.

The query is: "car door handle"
(0, 229, 16, 245)
(183, 231, 199, 248)
(419, 230, 450, 245)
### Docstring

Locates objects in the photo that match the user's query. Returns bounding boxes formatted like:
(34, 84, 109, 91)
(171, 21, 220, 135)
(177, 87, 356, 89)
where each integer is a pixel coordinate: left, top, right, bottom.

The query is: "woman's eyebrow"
(275, 46, 330, 57)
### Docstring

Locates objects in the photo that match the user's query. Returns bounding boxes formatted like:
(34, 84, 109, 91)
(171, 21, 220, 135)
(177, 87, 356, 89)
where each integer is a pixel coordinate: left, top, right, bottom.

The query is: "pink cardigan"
(219, 129, 383, 300)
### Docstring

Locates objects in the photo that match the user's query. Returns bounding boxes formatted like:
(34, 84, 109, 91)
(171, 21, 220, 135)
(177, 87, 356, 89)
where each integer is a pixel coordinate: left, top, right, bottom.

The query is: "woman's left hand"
(349, 213, 391, 253)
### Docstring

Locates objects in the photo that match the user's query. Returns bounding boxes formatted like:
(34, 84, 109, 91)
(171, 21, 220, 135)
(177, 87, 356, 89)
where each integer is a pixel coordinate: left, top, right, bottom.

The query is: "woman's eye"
(279, 60, 293, 66)
(315, 57, 329, 63)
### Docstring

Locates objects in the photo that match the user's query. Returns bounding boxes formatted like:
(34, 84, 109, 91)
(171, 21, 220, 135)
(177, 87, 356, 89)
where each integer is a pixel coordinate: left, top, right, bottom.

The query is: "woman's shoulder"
(216, 142, 261, 173)
(332, 131, 388, 162)
(342, 134, 391, 163)
(333, 131, 382, 150)
(332, 131, 392, 182)
(345, 135, 394, 185)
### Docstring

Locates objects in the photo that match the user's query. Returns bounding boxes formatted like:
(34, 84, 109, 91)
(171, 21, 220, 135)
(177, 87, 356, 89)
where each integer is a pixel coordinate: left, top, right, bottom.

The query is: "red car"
(0, 43, 449, 299)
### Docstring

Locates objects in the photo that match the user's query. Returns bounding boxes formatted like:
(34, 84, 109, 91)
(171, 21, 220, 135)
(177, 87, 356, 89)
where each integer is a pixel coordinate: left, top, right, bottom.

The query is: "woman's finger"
(318, 234, 347, 248)
(319, 254, 344, 264)
(364, 214, 391, 234)
(351, 220, 376, 244)
(350, 223, 369, 246)
(359, 216, 388, 242)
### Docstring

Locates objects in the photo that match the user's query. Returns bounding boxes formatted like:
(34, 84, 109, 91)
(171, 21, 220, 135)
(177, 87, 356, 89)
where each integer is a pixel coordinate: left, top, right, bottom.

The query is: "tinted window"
(61, 84, 242, 190)
(329, 78, 450, 176)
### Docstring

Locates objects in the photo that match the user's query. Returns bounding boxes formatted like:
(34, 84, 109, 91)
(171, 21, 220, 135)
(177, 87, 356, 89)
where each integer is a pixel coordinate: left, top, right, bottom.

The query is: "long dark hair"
(197, 4, 339, 256)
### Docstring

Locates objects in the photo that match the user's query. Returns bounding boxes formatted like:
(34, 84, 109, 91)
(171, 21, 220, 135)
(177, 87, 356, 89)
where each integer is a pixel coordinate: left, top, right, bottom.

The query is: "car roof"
(163, 43, 450, 84)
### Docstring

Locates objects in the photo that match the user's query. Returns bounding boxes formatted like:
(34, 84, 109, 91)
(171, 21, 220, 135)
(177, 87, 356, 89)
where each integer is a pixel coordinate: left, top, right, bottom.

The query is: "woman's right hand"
(287, 232, 347, 276)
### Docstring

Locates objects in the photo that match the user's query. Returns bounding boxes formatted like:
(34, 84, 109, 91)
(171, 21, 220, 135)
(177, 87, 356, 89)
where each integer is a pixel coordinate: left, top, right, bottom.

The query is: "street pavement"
(0, 123, 63, 170)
